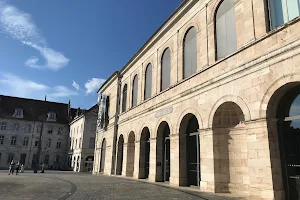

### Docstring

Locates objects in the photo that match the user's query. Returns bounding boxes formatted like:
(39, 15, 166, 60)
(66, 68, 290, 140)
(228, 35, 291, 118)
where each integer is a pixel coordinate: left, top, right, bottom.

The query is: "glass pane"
(270, 0, 287, 29)
(132, 76, 138, 107)
(161, 48, 171, 91)
(145, 64, 152, 100)
(216, 0, 235, 19)
(184, 27, 197, 79)
(287, 0, 300, 21)
(216, 14, 227, 59)
(225, 7, 237, 55)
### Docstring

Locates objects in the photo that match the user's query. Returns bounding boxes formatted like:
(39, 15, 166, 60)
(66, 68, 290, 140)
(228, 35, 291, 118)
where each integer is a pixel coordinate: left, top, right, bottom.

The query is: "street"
(0, 171, 244, 200)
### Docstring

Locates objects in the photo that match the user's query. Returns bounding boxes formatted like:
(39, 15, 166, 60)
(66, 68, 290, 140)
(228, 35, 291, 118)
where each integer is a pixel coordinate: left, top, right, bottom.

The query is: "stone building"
(69, 105, 98, 172)
(0, 95, 74, 170)
(93, 0, 300, 199)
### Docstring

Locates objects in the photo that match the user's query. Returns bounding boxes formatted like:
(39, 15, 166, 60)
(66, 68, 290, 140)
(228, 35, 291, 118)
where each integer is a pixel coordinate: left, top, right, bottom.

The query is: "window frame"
(23, 137, 29, 146)
(122, 84, 128, 113)
(132, 74, 139, 107)
(183, 27, 197, 79)
(0, 135, 4, 145)
(10, 136, 17, 146)
(144, 63, 152, 101)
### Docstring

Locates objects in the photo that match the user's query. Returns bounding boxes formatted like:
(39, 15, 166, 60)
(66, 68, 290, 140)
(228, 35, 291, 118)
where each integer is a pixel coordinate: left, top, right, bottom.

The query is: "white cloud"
(72, 80, 80, 91)
(0, 73, 77, 101)
(85, 78, 106, 95)
(0, 2, 69, 71)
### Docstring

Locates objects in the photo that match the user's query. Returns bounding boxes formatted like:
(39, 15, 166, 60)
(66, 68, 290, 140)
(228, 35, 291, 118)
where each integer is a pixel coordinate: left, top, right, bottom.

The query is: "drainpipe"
(112, 72, 122, 174)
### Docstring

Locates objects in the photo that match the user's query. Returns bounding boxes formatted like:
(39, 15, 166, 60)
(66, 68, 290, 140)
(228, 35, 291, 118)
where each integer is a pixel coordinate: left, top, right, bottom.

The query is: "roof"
(0, 95, 73, 124)
(97, 71, 119, 93)
(69, 104, 98, 125)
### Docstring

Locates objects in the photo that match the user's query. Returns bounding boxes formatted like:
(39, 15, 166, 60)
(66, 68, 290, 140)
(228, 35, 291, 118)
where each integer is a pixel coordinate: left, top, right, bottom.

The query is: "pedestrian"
(15, 161, 20, 175)
(8, 160, 15, 175)
(20, 164, 24, 173)
(41, 163, 45, 173)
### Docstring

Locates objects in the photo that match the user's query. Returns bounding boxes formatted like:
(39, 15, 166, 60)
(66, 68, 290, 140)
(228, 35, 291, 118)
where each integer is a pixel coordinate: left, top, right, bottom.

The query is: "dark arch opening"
(139, 127, 150, 179)
(156, 121, 171, 182)
(126, 132, 135, 177)
(116, 135, 124, 175)
(100, 139, 106, 173)
(179, 114, 200, 186)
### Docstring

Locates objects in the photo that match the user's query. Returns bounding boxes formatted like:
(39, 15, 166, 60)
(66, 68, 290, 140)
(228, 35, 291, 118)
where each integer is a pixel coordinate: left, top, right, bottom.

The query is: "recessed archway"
(139, 127, 150, 179)
(212, 102, 248, 194)
(100, 139, 106, 173)
(179, 113, 200, 186)
(126, 132, 135, 177)
(267, 83, 300, 199)
(116, 135, 124, 175)
(156, 121, 171, 182)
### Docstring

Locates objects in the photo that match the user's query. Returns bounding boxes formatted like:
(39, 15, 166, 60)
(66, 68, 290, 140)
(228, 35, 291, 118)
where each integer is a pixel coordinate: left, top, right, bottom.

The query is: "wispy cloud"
(85, 78, 105, 95)
(0, 73, 77, 101)
(0, 2, 69, 71)
(72, 80, 80, 91)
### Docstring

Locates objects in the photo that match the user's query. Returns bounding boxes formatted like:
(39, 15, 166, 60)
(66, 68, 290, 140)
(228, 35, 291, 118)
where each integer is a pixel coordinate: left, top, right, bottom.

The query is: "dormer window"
(13, 108, 23, 118)
(47, 112, 56, 122)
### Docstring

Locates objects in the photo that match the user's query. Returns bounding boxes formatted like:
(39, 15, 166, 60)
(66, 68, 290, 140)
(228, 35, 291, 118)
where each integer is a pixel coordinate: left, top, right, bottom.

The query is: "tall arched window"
(144, 64, 152, 100)
(183, 27, 197, 79)
(161, 48, 171, 91)
(122, 84, 127, 113)
(132, 75, 138, 107)
(215, 0, 237, 60)
(269, 0, 300, 30)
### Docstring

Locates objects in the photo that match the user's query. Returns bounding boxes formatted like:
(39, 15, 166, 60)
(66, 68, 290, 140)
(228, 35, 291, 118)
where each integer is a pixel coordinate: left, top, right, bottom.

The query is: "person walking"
(15, 161, 20, 175)
(8, 160, 15, 175)
(20, 164, 24, 173)
(41, 163, 45, 173)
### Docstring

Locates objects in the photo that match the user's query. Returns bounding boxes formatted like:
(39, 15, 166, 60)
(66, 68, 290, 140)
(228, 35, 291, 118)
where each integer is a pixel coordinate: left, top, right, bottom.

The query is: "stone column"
(149, 138, 158, 182)
(122, 143, 128, 176)
(133, 141, 141, 179)
(199, 129, 215, 192)
(246, 119, 283, 200)
(170, 133, 187, 186)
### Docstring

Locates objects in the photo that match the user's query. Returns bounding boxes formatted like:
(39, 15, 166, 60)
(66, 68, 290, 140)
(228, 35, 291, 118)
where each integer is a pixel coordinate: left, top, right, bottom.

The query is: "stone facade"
(69, 105, 98, 172)
(0, 95, 74, 170)
(93, 0, 300, 199)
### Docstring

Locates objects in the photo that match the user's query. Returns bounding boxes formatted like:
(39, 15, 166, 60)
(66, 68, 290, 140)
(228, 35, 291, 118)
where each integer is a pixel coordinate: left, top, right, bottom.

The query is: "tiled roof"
(0, 95, 74, 124)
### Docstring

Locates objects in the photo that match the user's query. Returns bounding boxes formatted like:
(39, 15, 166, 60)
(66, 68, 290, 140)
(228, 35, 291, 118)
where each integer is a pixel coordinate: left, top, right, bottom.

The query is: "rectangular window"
(11, 136, 17, 146)
(35, 140, 39, 147)
(48, 138, 52, 147)
(0, 135, 4, 145)
(269, 0, 300, 29)
(58, 127, 63, 135)
(23, 137, 29, 146)
(48, 126, 53, 134)
(0, 122, 7, 130)
(14, 123, 20, 131)
(56, 141, 61, 149)
(89, 137, 95, 149)
(0, 153, 1, 163)
(25, 124, 31, 133)
(7, 153, 14, 164)
(36, 124, 41, 133)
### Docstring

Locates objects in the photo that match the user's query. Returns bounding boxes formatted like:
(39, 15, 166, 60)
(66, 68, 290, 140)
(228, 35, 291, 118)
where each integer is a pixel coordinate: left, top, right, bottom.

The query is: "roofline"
(0, 94, 68, 105)
(119, 0, 191, 74)
(97, 71, 119, 93)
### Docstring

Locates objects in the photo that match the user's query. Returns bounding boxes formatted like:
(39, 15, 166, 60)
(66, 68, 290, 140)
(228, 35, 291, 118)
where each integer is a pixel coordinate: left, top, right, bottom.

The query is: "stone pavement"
(0, 171, 246, 200)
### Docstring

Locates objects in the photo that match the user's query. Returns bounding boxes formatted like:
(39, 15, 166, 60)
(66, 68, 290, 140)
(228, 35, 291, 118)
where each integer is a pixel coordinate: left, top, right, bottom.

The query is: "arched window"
(269, 0, 300, 29)
(144, 64, 152, 100)
(161, 48, 171, 91)
(132, 75, 138, 107)
(215, 0, 237, 60)
(183, 27, 197, 79)
(122, 84, 128, 113)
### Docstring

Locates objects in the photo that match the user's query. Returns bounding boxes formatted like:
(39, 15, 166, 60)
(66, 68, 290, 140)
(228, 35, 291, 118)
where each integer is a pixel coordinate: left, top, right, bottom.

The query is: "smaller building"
(68, 105, 98, 172)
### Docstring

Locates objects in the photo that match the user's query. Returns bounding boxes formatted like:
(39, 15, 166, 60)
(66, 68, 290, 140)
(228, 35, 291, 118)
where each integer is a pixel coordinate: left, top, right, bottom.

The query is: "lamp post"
(34, 121, 44, 173)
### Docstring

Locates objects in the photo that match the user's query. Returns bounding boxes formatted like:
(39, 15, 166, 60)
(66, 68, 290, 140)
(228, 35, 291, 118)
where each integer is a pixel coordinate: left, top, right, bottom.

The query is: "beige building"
(94, 0, 300, 199)
(0, 95, 73, 170)
(69, 105, 98, 172)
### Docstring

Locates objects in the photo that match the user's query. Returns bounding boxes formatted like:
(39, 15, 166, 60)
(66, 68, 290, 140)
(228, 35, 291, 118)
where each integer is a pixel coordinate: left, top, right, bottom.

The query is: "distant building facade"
(69, 105, 98, 172)
(0, 95, 74, 170)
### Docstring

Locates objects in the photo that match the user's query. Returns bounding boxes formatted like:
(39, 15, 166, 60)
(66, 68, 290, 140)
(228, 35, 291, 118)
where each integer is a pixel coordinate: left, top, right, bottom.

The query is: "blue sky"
(0, 0, 182, 109)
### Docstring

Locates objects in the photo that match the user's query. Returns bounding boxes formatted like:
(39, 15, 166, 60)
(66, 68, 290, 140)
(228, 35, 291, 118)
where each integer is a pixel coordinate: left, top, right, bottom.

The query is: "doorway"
(100, 139, 106, 172)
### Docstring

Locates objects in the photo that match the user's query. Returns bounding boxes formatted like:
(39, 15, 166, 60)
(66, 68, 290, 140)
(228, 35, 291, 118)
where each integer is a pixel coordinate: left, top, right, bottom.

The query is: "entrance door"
(164, 137, 170, 181)
(279, 117, 300, 199)
(188, 132, 200, 186)
(145, 139, 150, 179)
(20, 154, 26, 165)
